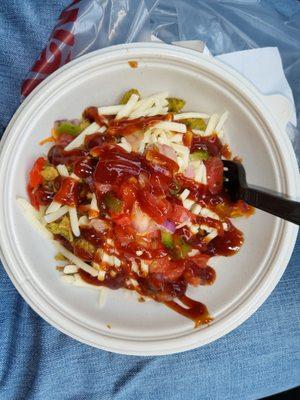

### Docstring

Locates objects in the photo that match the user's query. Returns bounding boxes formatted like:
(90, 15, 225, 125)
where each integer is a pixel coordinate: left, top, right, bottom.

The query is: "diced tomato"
(28, 157, 47, 189)
(54, 177, 78, 206)
(112, 214, 132, 226)
(170, 204, 192, 224)
(149, 258, 186, 281)
(138, 190, 172, 224)
(205, 157, 224, 195)
(149, 173, 170, 196)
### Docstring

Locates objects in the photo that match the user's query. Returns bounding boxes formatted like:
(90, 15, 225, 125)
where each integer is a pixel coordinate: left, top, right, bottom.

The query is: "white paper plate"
(0, 43, 299, 355)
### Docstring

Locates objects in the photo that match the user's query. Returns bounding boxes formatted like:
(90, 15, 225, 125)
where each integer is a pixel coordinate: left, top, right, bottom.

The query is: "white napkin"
(216, 47, 297, 126)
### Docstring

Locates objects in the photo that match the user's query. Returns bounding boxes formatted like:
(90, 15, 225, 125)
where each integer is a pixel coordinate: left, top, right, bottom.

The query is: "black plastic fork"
(223, 160, 300, 225)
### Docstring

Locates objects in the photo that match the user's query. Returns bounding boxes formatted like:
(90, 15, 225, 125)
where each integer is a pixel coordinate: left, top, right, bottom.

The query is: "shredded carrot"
(39, 136, 55, 146)
(51, 127, 58, 139)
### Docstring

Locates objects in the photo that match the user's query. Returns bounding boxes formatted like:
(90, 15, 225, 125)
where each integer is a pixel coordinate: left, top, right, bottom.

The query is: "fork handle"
(241, 187, 300, 225)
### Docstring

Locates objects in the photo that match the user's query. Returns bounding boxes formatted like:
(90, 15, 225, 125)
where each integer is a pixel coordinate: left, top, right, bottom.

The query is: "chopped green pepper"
(47, 215, 73, 242)
(161, 231, 174, 249)
(167, 97, 185, 113)
(172, 236, 191, 259)
(190, 150, 210, 161)
(55, 252, 68, 261)
(56, 122, 83, 136)
(41, 164, 59, 181)
(120, 89, 140, 105)
(182, 118, 207, 131)
(104, 193, 123, 213)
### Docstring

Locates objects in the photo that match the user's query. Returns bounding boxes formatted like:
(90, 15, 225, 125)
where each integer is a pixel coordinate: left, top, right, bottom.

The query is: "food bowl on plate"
(0, 43, 298, 355)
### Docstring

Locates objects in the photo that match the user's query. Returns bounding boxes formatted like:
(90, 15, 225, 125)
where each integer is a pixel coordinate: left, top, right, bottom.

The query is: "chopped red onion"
(161, 219, 176, 233)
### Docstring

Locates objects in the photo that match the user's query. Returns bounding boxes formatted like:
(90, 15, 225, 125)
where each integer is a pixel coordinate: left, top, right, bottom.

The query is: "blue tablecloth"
(0, 1, 299, 399)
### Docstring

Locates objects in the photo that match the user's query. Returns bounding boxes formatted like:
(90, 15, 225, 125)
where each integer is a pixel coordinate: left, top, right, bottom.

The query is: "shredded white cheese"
(129, 92, 169, 119)
(200, 208, 220, 220)
(155, 121, 187, 133)
(118, 137, 132, 152)
(113, 256, 121, 267)
(90, 193, 99, 213)
(102, 252, 115, 266)
(68, 206, 80, 237)
(192, 129, 206, 136)
(54, 242, 98, 277)
(202, 227, 218, 243)
(192, 161, 207, 185)
(140, 261, 149, 275)
(98, 104, 124, 115)
(44, 205, 69, 223)
(190, 224, 199, 235)
(116, 93, 139, 120)
(70, 173, 81, 181)
(57, 164, 69, 177)
(215, 111, 229, 133)
(46, 201, 61, 215)
(131, 260, 139, 274)
(183, 198, 195, 210)
(63, 265, 79, 274)
(78, 215, 89, 226)
(65, 122, 102, 151)
(97, 270, 106, 281)
(191, 204, 202, 215)
(173, 112, 209, 120)
(204, 113, 219, 136)
(188, 249, 200, 257)
(179, 189, 190, 201)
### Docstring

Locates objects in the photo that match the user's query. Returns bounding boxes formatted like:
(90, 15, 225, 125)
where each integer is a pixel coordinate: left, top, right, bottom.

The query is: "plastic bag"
(21, 0, 158, 98)
(21, 0, 300, 158)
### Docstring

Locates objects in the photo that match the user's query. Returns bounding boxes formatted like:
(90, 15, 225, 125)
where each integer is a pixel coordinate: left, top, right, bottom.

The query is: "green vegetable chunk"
(161, 231, 174, 249)
(104, 193, 123, 213)
(55, 252, 68, 261)
(172, 236, 191, 259)
(56, 122, 83, 137)
(190, 150, 210, 161)
(182, 118, 207, 130)
(120, 89, 140, 105)
(47, 215, 73, 242)
(41, 165, 59, 181)
(167, 97, 185, 113)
